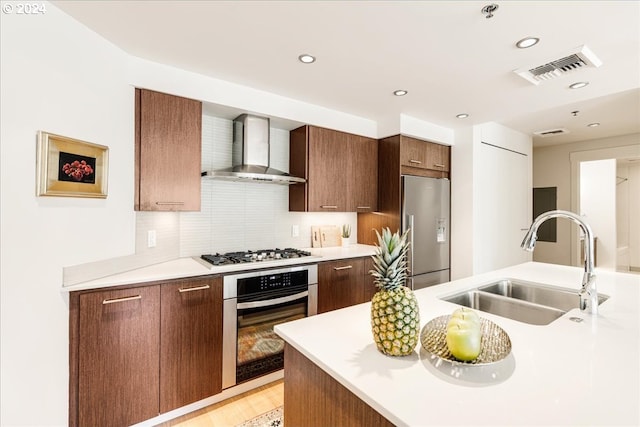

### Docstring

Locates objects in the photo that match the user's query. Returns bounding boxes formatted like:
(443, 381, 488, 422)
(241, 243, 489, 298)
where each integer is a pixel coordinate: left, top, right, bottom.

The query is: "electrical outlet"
(291, 225, 299, 237)
(147, 230, 157, 248)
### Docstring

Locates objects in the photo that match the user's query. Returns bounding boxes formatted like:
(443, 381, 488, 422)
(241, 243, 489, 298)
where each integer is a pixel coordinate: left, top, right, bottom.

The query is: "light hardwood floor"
(157, 380, 284, 427)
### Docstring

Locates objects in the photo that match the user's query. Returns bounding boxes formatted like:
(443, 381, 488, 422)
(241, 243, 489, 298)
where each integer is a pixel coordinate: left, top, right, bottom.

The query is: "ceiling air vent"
(533, 128, 570, 137)
(514, 45, 602, 85)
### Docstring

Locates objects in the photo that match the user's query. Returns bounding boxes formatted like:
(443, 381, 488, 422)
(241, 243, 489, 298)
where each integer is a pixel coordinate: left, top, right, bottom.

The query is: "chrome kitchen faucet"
(521, 210, 598, 315)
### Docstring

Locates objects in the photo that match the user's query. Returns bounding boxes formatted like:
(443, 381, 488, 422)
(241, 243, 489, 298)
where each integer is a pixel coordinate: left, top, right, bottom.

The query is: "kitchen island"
(274, 262, 640, 426)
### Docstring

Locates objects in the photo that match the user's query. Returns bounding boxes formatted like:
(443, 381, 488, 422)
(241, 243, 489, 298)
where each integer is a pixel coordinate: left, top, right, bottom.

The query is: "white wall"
(579, 159, 617, 269)
(1, 5, 134, 425)
(473, 123, 532, 274)
(533, 134, 640, 266)
(451, 122, 532, 279)
(450, 127, 474, 279)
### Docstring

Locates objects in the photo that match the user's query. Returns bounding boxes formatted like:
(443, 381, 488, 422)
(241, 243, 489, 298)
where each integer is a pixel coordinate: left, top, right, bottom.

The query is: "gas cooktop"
(201, 248, 312, 266)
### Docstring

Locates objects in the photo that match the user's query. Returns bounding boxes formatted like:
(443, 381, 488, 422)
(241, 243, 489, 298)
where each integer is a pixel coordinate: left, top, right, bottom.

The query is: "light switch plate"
(147, 230, 156, 248)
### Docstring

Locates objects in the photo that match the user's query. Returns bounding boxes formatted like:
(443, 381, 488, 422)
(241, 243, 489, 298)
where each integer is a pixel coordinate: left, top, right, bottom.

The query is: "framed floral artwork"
(36, 131, 108, 198)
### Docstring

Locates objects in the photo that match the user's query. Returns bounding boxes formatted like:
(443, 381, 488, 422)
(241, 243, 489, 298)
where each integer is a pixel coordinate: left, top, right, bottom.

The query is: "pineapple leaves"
(370, 227, 410, 291)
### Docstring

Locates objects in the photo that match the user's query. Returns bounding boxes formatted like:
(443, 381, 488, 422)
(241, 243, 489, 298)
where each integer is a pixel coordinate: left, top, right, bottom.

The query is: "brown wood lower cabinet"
(160, 277, 223, 413)
(76, 285, 161, 427)
(318, 258, 365, 313)
(70, 276, 222, 427)
(284, 343, 394, 427)
(318, 257, 377, 314)
(363, 256, 377, 302)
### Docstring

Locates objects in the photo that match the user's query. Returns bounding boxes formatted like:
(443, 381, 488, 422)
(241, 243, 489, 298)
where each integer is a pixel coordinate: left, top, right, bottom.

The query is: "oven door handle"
(236, 290, 309, 310)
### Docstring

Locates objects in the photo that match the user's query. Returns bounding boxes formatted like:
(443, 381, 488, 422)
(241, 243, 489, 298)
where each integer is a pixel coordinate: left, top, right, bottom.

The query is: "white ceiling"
(54, 0, 640, 147)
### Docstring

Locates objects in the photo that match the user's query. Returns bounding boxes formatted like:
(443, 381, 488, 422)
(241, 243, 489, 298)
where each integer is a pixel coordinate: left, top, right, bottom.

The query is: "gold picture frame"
(36, 131, 109, 198)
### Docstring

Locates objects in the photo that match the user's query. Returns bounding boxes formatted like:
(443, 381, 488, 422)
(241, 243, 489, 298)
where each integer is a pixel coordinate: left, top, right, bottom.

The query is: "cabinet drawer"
(318, 258, 365, 313)
(363, 256, 377, 302)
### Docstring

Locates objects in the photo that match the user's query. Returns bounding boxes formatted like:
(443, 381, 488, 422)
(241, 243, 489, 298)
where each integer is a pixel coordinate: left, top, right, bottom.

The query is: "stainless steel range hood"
(202, 114, 305, 185)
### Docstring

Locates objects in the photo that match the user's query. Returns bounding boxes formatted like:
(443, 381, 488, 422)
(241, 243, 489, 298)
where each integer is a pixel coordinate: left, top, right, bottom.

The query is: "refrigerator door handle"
(408, 214, 415, 277)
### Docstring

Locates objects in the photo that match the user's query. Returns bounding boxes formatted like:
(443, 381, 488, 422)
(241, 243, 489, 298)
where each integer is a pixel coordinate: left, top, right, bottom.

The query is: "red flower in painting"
(62, 159, 94, 181)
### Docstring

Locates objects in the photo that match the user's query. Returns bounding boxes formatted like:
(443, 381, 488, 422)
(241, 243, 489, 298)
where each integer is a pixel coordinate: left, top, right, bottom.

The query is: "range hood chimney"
(202, 114, 305, 185)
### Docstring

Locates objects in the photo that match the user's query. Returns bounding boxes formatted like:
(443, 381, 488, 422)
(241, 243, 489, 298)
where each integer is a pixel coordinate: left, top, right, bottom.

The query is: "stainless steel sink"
(478, 279, 609, 312)
(441, 278, 610, 326)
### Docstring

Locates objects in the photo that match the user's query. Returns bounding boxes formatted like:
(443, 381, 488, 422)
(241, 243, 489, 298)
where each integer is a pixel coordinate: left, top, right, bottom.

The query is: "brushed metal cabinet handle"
(334, 265, 353, 271)
(356, 206, 371, 210)
(433, 163, 446, 168)
(237, 290, 309, 309)
(103, 295, 142, 305)
(409, 159, 422, 164)
(178, 284, 211, 293)
(409, 215, 415, 281)
(320, 205, 338, 209)
(156, 201, 185, 205)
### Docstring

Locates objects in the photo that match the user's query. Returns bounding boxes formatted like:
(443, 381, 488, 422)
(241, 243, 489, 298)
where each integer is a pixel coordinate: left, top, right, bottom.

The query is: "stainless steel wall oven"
(222, 264, 318, 389)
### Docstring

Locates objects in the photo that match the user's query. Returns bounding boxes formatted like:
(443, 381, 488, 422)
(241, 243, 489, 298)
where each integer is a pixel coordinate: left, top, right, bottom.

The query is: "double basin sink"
(441, 278, 609, 325)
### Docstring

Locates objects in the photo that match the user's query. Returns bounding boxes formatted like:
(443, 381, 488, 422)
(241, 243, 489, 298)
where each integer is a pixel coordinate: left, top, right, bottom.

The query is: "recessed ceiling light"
(516, 37, 540, 49)
(456, 113, 469, 119)
(298, 54, 316, 64)
(393, 90, 408, 96)
(569, 81, 589, 89)
(587, 122, 601, 127)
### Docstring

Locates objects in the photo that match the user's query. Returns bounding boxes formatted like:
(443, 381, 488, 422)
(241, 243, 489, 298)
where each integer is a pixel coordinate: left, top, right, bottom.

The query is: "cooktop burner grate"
(201, 248, 312, 266)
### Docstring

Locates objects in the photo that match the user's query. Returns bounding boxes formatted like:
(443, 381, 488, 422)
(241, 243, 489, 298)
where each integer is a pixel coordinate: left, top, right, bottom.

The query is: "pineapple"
(370, 227, 420, 356)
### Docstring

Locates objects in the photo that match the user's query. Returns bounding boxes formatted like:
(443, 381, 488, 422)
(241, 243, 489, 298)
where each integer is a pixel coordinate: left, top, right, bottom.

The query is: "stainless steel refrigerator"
(401, 175, 450, 290)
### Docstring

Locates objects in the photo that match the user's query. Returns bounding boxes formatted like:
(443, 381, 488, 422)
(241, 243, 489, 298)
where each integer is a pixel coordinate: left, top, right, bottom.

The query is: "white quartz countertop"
(275, 262, 640, 426)
(63, 244, 376, 292)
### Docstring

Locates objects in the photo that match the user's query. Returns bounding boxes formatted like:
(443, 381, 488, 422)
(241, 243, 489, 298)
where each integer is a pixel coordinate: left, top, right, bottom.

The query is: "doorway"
(571, 146, 640, 273)
(615, 158, 640, 272)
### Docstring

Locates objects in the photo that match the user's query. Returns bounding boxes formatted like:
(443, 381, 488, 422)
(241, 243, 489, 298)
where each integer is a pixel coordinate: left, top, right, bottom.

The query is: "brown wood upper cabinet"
(357, 135, 450, 245)
(400, 135, 450, 175)
(348, 134, 378, 211)
(69, 276, 223, 427)
(135, 88, 202, 211)
(289, 125, 378, 212)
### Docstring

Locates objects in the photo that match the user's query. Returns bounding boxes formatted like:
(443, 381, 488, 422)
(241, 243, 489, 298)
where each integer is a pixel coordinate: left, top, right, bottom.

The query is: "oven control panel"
(223, 264, 318, 300)
(237, 270, 308, 296)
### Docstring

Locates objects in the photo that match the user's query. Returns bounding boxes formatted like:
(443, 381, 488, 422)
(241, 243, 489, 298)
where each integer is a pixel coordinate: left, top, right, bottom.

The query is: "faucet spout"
(521, 210, 598, 315)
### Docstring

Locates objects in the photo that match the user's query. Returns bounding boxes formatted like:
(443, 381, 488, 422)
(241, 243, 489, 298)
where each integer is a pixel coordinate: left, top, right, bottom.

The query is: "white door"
(474, 142, 531, 273)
